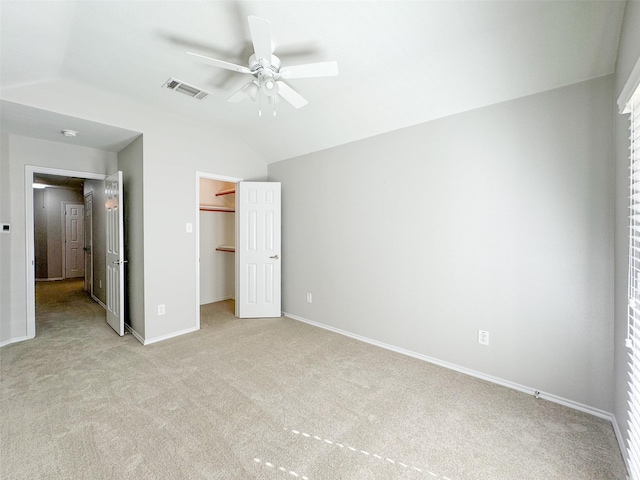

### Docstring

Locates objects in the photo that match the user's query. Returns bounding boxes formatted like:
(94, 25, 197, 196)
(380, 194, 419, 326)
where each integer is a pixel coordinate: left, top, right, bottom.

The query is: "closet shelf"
(199, 205, 235, 213)
(215, 188, 236, 197)
(216, 246, 235, 253)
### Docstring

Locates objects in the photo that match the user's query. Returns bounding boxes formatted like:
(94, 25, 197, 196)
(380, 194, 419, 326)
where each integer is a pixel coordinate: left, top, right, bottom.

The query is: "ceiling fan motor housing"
(249, 54, 281, 76)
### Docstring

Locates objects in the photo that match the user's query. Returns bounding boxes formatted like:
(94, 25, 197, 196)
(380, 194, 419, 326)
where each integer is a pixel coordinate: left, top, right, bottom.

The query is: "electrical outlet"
(478, 330, 490, 346)
(306, 293, 312, 303)
(158, 304, 165, 316)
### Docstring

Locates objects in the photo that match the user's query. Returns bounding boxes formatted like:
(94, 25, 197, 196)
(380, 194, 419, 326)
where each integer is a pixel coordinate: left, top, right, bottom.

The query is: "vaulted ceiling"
(0, 1, 627, 163)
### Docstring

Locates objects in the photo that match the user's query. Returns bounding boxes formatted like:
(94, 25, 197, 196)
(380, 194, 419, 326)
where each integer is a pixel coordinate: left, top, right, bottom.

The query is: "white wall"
(0, 78, 267, 345)
(0, 133, 11, 343)
(269, 75, 615, 412)
(0, 134, 117, 344)
(614, 0, 640, 463)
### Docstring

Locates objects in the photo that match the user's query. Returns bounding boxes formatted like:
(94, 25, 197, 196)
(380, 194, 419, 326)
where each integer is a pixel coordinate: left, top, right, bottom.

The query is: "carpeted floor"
(0, 279, 627, 479)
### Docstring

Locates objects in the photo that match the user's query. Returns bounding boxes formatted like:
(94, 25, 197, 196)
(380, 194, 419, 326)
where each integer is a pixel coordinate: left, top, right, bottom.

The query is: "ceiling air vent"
(163, 78, 209, 100)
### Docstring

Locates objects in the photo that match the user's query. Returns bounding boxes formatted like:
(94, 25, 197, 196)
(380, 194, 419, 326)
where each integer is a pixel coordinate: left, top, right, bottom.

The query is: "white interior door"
(64, 203, 84, 278)
(106, 171, 125, 336)
(236, 182, 281, 318)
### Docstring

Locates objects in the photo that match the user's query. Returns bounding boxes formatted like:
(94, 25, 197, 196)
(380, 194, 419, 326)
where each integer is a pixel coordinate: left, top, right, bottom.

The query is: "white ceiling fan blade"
(276, 81, 308, 109)
(186, 52, 252, 74)
(280, 61, 339, 79)
(227, 81, 259, 103)
(248, 15, 272, 66)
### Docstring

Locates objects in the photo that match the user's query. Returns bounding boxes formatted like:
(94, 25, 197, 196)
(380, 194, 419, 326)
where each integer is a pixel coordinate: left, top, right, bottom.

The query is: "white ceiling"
(0, 1, 626, 163)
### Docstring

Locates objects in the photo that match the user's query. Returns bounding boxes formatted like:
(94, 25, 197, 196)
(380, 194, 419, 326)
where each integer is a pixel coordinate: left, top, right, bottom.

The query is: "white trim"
(0, 336, 30, 348)
(125, 324, 145, 345)
(200, 295, 234, 306)
(612, 414, 632, 478)
(285, 312, 616, 421)
(25, 166, 108, 339)
(619, 55, 640, 113)
(194, 171, 242, 331)
(91, 294, 107, 310)
(142, 326, 199, 346)
(35, 277, 64, 282)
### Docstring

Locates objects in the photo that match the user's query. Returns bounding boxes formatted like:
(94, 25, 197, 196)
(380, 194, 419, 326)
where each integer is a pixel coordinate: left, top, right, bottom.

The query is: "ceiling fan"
(187, 15, 338, 115)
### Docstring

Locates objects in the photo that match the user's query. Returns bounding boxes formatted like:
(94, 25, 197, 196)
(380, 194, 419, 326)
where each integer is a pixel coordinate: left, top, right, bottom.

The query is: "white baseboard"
(200, 295, 234, 305)
(611, 415, 631, 478)
(125, 324, 145, 345)
(35, 277, 64, 282)
(91, 294, 106, 310)
(143, 326, 199, 346)
(285, 312, 615, 422)
(0, 335, 31, 348)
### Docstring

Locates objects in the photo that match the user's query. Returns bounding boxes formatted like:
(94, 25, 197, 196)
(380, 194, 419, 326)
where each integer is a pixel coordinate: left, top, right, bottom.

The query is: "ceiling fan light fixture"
(245, 81, 260, 101)
(261, 77, 279, 97)
(187, 15, 337, 113)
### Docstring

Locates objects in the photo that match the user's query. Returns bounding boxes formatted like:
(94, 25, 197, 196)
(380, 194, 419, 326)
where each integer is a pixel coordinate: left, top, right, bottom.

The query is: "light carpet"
(0, 279, 627, 479)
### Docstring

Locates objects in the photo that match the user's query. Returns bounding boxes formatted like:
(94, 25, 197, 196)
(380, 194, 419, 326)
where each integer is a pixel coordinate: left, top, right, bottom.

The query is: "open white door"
(236, 182, 281, 318)
(106, 171, 125, 336)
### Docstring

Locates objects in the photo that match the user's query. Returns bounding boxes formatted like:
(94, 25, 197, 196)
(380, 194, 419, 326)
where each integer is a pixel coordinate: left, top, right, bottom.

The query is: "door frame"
(195, 171, 243, 330)
(61, 202, 84, 279)
(25, 166, 107, 339)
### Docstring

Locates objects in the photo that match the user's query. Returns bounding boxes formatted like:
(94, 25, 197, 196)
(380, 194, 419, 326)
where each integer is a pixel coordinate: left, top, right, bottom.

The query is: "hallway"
(34, 278, 111, 340)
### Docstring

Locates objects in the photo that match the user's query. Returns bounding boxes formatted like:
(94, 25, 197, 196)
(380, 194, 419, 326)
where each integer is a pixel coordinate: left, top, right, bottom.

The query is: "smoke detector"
(163, 78, 209, 100)
(61, 129, 78, 137)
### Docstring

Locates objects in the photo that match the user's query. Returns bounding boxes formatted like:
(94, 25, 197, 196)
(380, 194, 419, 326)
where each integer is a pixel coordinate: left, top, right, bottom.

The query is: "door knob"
(270, 255, 279, 259)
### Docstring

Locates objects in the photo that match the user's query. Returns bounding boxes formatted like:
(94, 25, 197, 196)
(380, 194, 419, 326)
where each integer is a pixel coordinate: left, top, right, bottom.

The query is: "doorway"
(26, 166, 108, 338)
(195, 172, 243, 329)
(63, 202, 85, 279)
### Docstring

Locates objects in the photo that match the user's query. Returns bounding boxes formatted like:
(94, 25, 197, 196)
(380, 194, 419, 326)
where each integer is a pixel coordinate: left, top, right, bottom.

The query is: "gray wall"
(84, 179, 108, 305)
(269, 75, 615, 412)
(118, 135, 144, 337)
(33, 188, 47, 278)
(614, 0, 640, 463)
(43, 187, 84, 279)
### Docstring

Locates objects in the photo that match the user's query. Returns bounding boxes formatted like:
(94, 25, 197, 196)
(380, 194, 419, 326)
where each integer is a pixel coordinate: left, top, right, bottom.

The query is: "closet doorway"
(195, 172, 243, 329)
